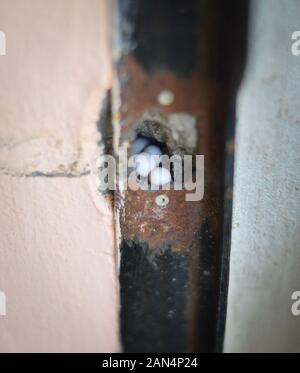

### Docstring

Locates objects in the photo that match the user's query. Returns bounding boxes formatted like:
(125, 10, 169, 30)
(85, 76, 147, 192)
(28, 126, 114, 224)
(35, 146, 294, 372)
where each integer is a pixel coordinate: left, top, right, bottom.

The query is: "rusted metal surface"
(113, 0, 249, 352)
(118, 55, 226, 248)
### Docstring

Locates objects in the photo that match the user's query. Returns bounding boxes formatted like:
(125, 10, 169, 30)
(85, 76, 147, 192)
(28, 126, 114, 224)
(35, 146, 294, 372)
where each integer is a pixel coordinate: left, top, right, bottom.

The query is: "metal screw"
(155, 194, 169, 207)
(157, 90, 174, 106)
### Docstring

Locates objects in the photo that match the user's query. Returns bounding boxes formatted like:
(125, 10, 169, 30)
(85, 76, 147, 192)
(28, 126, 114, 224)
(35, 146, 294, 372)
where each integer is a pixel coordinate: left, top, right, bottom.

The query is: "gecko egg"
(144, 144, 162, 156)
(150, 167, 172, 186)
(132, 136, 151, 154)
(135, 152, 160, 177)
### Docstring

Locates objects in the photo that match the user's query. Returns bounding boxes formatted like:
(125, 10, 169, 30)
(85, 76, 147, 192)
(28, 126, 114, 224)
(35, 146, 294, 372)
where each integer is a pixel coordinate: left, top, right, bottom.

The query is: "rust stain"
(117, 56, 226, 253)
(120, 188, 204, 252)
(226, 138, 235, 154)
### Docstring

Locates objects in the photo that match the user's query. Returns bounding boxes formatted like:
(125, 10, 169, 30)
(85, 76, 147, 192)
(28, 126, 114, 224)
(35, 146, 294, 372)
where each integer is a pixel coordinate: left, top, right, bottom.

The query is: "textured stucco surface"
(0, 0, 119, 352)
(224, 0, 300, 352)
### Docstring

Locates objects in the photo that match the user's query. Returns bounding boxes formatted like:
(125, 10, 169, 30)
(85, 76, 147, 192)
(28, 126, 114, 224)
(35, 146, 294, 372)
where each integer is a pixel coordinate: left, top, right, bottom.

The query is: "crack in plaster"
(0, 137, 91, 177)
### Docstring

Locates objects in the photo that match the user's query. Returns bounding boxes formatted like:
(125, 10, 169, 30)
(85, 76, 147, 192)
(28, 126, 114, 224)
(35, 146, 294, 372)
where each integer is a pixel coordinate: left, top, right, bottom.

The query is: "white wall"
(224, 0, 300, 352)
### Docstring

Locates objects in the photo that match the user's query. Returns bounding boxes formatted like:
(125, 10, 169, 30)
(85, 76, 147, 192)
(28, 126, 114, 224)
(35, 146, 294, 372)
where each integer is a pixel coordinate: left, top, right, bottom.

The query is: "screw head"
(157, 90, 174, 106)
(155, 194, 169, 207)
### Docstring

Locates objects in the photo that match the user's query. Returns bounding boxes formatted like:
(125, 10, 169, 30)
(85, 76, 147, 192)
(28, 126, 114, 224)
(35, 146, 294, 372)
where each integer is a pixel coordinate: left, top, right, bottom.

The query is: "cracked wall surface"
(0, 0, 119, 352)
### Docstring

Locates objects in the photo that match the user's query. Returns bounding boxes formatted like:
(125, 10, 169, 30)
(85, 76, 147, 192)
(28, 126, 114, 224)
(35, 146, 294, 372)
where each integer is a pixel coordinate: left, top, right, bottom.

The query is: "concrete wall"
(0, 0, 119, 352)
(224, 0, 300, 352)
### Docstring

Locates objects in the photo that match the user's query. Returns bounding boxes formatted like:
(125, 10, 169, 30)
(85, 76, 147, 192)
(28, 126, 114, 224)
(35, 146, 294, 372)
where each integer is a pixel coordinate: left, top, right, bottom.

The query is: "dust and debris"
(129, 110, 197, 157)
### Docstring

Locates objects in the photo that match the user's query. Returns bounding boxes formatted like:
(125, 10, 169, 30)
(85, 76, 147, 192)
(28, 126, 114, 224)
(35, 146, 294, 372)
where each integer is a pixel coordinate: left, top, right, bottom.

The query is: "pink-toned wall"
(0, 0, 119, 352)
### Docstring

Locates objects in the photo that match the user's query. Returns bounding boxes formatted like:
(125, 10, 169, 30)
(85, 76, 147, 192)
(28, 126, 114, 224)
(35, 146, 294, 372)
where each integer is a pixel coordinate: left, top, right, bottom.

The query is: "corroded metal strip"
(113, 0, 249, 352)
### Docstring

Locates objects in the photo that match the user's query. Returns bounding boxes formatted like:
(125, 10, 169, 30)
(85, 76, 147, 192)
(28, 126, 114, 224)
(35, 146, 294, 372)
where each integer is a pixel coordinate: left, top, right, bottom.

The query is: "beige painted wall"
(0, 0, 119, 352)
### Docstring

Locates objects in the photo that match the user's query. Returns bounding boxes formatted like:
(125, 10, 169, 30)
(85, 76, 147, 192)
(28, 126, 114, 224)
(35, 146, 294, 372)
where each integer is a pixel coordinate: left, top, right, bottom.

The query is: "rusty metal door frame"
(109, 0, 249, 353)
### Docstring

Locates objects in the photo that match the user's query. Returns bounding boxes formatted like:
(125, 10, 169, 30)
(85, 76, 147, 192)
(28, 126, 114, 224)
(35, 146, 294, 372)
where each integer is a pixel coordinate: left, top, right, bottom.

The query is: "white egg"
(134, 152, 160, 177)
(144, 144, 162, 156)
(132, 137, 151, 154)
(150, 167, 172, 186)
